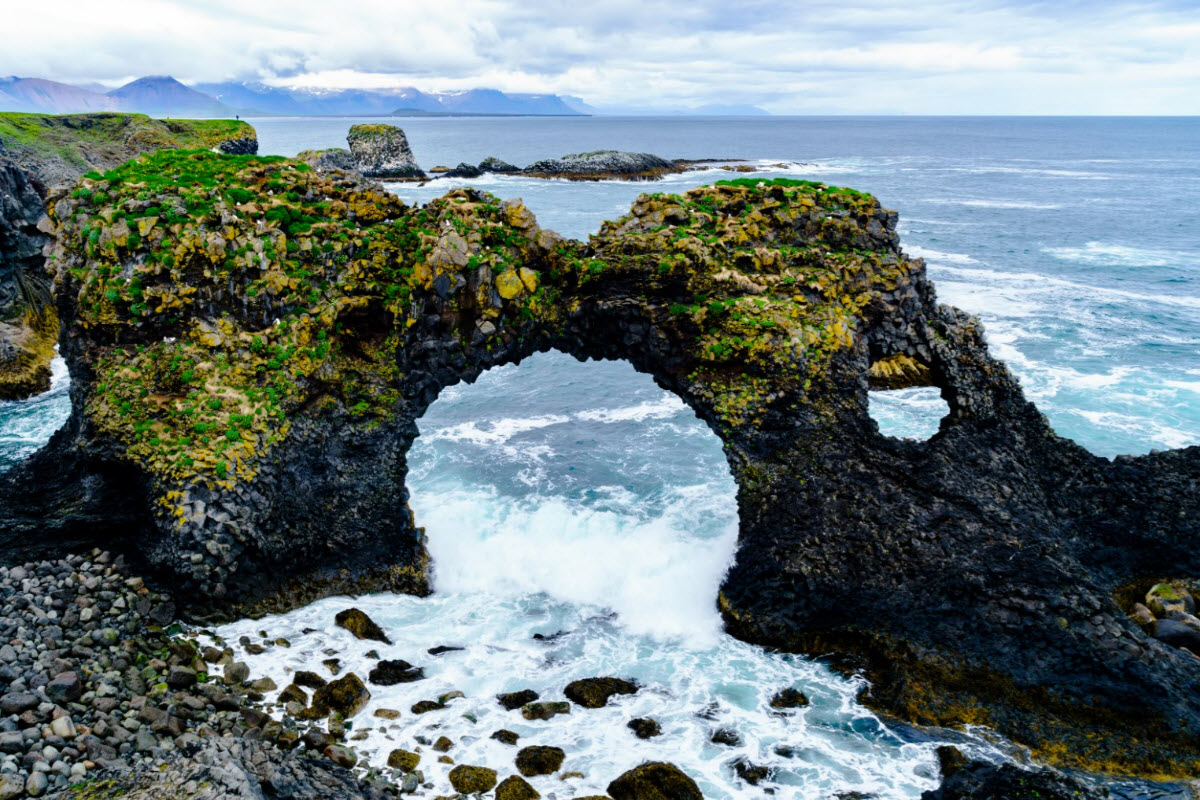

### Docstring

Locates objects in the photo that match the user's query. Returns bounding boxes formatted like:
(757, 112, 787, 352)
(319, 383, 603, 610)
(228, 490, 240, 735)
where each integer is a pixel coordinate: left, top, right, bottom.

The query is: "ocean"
(3, 116, 1197, 797)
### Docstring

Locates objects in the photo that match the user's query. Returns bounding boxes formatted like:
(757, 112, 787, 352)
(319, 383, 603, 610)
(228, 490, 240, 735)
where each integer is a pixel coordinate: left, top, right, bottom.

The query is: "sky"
(5, 0, 1200, 114)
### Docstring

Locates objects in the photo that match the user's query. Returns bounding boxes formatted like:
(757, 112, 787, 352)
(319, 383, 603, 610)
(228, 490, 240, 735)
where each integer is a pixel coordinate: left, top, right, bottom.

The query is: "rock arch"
(1, 154, 1198, 774)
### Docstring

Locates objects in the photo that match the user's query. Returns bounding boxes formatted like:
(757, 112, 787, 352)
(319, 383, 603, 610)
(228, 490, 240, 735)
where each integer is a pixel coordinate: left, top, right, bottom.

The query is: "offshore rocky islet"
(0, 126, 1196, 798)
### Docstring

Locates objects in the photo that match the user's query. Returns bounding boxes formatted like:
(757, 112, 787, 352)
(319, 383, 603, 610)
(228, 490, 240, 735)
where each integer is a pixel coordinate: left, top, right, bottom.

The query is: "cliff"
(0, 112, 258, 399)
(1, 155, 1198, 779)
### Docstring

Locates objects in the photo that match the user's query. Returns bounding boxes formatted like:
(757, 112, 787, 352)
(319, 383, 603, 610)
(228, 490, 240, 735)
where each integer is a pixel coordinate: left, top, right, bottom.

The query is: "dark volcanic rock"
(479, 156, 520, 173)
(296, 147, 359, 174)
(523, 150, 681, 181)
(498, 689, 539, 710)
(769, 687, 809, 709)
(346, 124, 424, 179)
(0, 154, 52, 401)
(628, 717, 662, 739)
(3, 159, 1200, 776)
(564, 676, 638, 708)
(444, 162, 483, 178)
(921, 756, 1110, 800)
(607, 762, 704, 800)
(368, 658, 424, 685)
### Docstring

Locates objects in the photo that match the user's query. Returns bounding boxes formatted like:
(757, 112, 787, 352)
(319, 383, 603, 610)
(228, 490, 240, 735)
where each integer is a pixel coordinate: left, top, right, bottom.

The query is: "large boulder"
(368, 658, 424, 685)
(311, 673, 370, 718)
(607, 762, 703, 800)
(448, 765, 498, 794)
(334, 608, 391, 643)
(346, 124, 424, 179)
(564, 677, 638, 708)
(515, 745, 565, 777)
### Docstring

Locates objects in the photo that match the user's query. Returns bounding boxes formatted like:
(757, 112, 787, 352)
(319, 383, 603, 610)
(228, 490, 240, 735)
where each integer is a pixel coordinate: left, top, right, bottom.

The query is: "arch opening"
(868, 386, 951, 441)
(408, 350, 739, 643)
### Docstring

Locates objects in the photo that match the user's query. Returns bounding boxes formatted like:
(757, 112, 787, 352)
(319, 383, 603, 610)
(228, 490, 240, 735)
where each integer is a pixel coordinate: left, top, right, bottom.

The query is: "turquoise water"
(4, 118, 1196, 796)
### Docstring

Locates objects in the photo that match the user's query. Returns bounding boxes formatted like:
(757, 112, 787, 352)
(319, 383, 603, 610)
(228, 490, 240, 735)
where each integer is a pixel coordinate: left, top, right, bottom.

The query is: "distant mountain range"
(0, 75, 770, 118)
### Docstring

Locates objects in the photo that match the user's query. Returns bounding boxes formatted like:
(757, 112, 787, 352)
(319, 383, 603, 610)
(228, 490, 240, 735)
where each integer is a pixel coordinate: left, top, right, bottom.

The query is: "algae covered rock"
(628, 717, 662, 739)
(1146, 583, 1195, 617)
(335, 608, 391, 644)
(387, 748, 420, 772)
(311, 673, 370, 718)
(564, 677, 638, 708)
(521, 701, 570, 720)
(346, 124, 424, 179)
(515, 745, 565, 776)
(496, 774, 541, 800)
(607, 762, 703, 800)
(448, 764, 498, 794)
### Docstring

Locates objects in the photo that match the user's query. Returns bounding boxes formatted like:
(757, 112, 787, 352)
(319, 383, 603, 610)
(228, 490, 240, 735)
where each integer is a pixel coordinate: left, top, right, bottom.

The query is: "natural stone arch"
(0, 153, 1198, 776)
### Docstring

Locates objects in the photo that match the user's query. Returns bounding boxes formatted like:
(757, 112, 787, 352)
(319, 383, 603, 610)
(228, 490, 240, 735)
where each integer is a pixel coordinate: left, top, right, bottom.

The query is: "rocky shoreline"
(0, 549, 1140, 800)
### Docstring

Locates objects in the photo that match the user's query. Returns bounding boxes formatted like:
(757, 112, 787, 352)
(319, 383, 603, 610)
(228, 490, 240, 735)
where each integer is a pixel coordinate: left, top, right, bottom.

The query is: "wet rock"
(564, 677, 638, 708)
(521, 701, 570, 721)
(498, 689, 538, 710)
(516, 745, 566, 776)
(710, 728, 741, 747)
(294, 670, 327, 689)
(373, 708, 400, 720)
(496, 774, 541, 800)
(628, 717, 662, 739)
(387, 748, 420, 772)
(311, 673, 371, 718)
(492, 729, 520, 745)
(334, 608, 391, 643)
(225, 661, 250, 685)
(410, 700, 443, 714)
(279, 683, 309, 706)
(443, 162, 483, 179)
(368, 659, 425, 685)
(921, 755, 1110, 799)
(769, 687, 809, 709)
(733, 758, 772, 785)
(607, 762, 704, 800)
(449, 764, 498, 794)
(433, 735, 454, 752)
(428, 645, 464, 656)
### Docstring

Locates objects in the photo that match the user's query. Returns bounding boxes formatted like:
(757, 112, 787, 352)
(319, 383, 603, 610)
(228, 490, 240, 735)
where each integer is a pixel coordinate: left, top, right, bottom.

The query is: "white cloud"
(1, 0, 1197, 113)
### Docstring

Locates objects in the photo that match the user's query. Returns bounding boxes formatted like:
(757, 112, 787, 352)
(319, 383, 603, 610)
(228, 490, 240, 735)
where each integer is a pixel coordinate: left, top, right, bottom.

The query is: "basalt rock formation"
(0, 150, 54, 399)
(346, 124, 424, 180)
(0, 113, 259, 400)
(1, 154, 1198, 779)
(522, 150, 682, 181)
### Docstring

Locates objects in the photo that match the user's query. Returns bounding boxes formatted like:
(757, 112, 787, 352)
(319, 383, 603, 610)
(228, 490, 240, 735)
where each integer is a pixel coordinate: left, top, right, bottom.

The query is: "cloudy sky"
(6, 0, 1200, 113)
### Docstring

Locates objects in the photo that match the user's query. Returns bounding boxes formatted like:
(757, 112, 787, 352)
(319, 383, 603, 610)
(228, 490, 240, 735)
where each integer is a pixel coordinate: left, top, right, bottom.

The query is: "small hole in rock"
(868, 386, 950, 441)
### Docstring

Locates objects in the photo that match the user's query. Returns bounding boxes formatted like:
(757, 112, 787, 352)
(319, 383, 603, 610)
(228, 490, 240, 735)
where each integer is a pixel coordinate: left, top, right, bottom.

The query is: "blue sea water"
(3, 117, 1197, 796)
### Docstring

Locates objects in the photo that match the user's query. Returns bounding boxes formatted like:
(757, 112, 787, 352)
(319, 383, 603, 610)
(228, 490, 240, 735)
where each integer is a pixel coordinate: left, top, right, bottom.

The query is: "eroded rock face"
(0, 154, 54, 400)
(346, 124, 424, 179)
(1, 158, 1199, 776)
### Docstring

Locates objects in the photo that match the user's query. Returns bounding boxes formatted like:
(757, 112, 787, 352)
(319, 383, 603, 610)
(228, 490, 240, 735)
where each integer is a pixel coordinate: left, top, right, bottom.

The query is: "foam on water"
(0, 354, 70, 473)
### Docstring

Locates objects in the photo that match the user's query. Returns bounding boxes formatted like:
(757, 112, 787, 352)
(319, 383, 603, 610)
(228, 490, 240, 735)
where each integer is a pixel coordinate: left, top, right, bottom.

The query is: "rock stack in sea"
(346, 124, 425, 180)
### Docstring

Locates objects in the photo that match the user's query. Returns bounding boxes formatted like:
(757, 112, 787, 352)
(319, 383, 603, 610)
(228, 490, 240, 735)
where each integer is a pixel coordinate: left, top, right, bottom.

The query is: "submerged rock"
(768, 687, 809, 709)
(564, 677, 638, 708)
(607, 762, 704, 800)
(346, 124, 424, 179)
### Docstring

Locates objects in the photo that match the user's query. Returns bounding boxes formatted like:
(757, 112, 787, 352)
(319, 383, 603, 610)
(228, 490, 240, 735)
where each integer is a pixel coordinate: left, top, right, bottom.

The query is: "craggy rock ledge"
(0, 152, 1198, 778)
